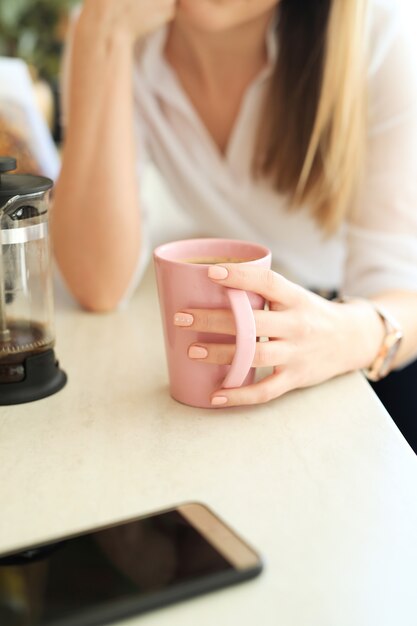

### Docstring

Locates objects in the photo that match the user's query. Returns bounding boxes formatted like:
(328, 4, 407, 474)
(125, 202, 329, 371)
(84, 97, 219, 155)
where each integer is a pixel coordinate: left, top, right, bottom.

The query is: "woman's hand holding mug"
(176, 265, 384, 407)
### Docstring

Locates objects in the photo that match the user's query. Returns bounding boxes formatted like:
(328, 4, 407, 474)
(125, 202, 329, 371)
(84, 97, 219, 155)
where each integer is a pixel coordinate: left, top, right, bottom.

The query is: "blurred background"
(0, 0, 77, 143)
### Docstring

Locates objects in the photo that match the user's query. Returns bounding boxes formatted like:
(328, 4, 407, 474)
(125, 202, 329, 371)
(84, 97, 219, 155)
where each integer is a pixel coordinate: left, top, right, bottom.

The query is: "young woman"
(52, 1, 417, 450)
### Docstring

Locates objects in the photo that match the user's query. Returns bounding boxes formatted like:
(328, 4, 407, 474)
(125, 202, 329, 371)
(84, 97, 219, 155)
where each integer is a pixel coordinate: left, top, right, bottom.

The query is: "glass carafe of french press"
(0, 156, 66, 404)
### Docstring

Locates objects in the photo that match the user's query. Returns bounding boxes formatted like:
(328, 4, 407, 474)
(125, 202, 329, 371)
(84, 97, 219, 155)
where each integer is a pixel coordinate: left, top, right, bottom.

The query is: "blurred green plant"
(0, 0, 78, 81)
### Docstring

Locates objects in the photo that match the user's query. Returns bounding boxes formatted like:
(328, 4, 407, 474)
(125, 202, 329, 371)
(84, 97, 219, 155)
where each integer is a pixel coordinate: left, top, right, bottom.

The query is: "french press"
(0, 156, 66, 404)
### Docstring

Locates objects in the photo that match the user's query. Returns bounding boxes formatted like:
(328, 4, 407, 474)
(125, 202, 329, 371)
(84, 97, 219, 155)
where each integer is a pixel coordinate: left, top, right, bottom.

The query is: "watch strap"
(363, 302, 403, 382)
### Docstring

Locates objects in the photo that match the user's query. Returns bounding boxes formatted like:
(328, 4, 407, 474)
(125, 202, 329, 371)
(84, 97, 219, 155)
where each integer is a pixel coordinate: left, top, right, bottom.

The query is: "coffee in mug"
(180, 257, 258, 265)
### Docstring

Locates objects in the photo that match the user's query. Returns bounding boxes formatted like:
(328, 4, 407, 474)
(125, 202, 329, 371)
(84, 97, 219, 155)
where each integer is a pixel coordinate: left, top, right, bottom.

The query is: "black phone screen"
(0, 507, 261, 626)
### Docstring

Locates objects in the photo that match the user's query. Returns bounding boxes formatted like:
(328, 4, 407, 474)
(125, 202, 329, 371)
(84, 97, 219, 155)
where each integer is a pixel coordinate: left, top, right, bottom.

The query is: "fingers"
(210, 370, 292, 407)
(174, 309, 295, 338)
(207, 264, 303, 306)
(188, 340, 289, 368)
(172, 265, 306, 408)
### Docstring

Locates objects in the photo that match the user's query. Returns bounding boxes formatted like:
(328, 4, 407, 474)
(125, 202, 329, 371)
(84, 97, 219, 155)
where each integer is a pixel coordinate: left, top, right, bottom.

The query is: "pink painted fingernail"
(211, 396, 228, 406)
(188, 345, 208, 359)
(208, 266, 228, 280)
(174, 313, 194, 327)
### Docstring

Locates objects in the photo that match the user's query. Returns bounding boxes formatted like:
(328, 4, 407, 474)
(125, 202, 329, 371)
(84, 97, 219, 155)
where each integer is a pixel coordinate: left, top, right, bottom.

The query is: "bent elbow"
(76, 287, 127, 313)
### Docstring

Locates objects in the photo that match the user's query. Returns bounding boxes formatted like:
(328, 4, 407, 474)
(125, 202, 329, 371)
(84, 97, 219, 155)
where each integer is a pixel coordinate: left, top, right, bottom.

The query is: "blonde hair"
(255, 0, 369, 233)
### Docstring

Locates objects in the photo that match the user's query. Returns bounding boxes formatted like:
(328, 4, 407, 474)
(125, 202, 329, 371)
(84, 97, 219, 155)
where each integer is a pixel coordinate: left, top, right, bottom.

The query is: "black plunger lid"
(0, 156, 53, 203)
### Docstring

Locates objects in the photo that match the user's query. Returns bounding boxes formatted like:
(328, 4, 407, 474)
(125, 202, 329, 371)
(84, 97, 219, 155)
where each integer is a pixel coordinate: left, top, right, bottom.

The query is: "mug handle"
(222, 288, 257, 389)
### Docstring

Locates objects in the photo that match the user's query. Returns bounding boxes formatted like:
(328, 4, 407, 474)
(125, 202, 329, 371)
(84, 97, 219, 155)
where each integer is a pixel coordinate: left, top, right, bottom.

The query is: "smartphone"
(0, 502, 263, 625)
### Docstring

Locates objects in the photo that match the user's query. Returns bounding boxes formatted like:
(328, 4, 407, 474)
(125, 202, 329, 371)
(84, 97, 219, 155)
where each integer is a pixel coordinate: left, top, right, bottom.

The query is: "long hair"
(255, 0, 369, 233)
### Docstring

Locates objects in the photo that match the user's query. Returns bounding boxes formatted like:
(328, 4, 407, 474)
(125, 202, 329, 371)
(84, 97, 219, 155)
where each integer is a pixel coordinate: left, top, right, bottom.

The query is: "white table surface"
(1, 265, 416, 626)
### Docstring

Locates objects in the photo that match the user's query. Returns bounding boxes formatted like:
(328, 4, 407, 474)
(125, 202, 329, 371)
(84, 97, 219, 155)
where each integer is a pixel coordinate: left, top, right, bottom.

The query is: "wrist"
(78, 1, 136, 50)
(334, 298, 386, 373)
(334, 297, 405, 380)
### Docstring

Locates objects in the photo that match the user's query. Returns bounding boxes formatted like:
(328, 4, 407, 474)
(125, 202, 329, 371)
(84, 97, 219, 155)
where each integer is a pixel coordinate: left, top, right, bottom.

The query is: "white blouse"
(130, 0, 417, 299)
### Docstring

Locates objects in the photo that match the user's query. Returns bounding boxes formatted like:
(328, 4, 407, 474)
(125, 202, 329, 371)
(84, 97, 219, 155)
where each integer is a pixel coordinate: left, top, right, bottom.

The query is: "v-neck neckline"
(139, 23, 278, 167)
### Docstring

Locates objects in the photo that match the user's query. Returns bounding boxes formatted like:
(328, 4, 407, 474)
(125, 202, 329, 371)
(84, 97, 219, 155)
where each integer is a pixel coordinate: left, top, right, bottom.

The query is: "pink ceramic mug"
(153, 238, 271, 408)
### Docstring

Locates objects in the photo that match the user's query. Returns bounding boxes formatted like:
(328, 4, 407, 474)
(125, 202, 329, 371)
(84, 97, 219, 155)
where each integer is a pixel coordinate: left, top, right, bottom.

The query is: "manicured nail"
(188, 345, 208, 359)
(174, 313, 194, 327)
(208, 265, 228, 280)
(211, 396, 228, 406)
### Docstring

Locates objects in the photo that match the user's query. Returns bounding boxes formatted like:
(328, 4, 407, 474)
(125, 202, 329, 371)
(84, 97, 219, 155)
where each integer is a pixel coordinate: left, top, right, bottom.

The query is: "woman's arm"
(51, 0, 175, 311)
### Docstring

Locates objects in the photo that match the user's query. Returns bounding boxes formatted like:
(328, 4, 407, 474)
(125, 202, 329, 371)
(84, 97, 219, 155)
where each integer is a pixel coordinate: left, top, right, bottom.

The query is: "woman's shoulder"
(368, 0, 409, 49)
(370, 0, 402, 22)
(368, 0, 415, 78)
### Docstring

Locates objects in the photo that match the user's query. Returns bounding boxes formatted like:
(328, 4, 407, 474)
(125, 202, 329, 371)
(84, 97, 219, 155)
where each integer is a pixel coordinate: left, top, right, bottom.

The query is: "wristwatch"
(335, 297, 403, 382)
(363, 302, 403, 382)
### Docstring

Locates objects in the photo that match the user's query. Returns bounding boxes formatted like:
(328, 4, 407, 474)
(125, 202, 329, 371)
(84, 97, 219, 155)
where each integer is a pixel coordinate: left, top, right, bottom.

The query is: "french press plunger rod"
(0, 156, 66, 404)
